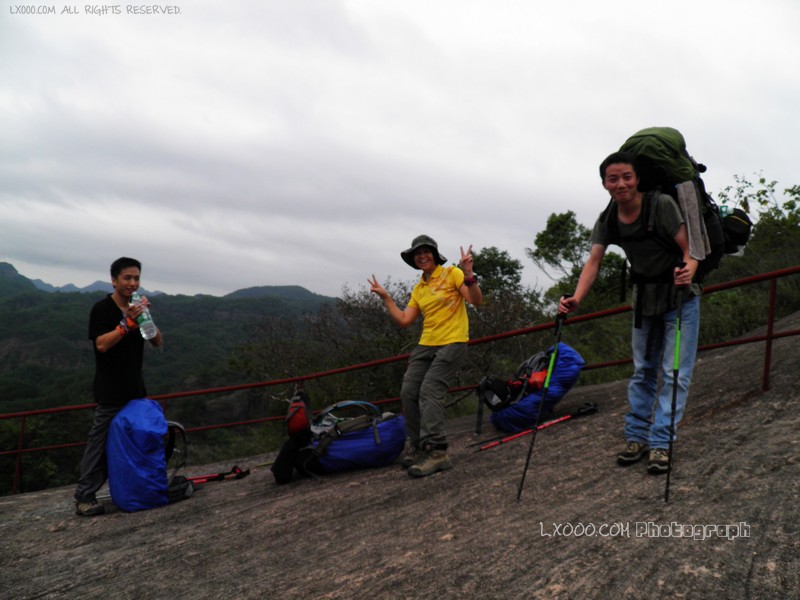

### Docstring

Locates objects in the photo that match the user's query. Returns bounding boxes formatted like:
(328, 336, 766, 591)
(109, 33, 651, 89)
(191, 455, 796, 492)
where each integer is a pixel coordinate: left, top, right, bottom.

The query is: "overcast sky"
(2, 0, 798, 298)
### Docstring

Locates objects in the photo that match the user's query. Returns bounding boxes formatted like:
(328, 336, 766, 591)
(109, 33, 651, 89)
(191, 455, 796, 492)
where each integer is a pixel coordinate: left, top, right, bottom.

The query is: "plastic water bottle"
(130, 291, 158, 340)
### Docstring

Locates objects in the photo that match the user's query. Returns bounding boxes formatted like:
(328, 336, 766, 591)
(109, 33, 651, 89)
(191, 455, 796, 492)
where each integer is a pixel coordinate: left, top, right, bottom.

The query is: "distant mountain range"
(0, 262, 331, 302)
(0, 261, 337, 416)
(30, 278, 132, 295)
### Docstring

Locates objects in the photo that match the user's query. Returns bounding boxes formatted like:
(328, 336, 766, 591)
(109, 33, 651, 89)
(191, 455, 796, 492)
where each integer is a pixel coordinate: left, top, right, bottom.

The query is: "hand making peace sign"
(460, 244, 474, 277)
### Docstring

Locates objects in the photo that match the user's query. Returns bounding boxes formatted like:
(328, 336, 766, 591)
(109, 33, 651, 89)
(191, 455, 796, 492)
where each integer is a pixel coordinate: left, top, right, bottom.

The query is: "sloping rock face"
(2, 314, 799, 599)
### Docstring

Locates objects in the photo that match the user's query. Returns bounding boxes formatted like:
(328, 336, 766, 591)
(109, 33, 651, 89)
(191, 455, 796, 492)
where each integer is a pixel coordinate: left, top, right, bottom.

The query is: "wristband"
(464, 275, 479, 287)
(117, 317, 130, 336)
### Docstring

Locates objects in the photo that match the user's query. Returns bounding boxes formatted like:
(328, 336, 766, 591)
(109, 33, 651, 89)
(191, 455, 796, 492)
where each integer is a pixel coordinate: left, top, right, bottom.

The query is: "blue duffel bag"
(272, 400, 406, 483)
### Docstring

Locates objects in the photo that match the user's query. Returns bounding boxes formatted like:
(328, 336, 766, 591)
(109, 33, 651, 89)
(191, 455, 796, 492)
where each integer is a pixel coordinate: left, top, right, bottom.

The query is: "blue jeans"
(625, 295, 700, 449)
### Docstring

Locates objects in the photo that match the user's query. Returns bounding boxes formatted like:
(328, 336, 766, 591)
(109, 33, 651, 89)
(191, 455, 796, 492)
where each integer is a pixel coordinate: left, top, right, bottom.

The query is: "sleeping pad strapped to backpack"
(107, 398, 170, 512)
(271, 395, 406, 484)
(488, 343, 585, 434)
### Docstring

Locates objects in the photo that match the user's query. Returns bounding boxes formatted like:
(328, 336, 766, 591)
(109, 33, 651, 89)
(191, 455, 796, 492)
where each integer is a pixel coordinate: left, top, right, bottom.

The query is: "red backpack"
(286, 390, 313, 439)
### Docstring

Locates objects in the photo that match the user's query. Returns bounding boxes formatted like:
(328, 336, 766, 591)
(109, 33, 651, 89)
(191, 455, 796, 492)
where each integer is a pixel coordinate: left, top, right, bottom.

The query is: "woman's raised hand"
(368, 274, 389, 299)
(459, 244, 474, 276)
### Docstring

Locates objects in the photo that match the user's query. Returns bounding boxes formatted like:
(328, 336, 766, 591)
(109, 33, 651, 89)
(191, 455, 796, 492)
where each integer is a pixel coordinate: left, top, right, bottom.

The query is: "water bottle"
(130, 291, 158, 340)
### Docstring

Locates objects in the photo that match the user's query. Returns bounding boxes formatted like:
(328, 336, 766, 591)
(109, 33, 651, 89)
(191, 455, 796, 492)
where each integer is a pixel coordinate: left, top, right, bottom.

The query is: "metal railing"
(2, 265, 799, 494)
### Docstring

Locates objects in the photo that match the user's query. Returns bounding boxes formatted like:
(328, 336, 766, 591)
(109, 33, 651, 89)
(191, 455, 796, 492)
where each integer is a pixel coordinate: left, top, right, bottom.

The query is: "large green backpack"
(620, 126, 700, 191)
(621, 127, 751, 254)
(606, 127, 751, 283)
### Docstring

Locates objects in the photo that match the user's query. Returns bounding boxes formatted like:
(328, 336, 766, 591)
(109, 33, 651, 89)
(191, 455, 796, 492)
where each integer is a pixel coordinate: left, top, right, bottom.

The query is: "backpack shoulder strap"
(644, 189, 660, 232)
(639, 190, 678, 252)
(602, 190, 661, 246)
(314, 414, 379, 457)
(603, 192, 661, 246)
(600, 199, 619, 245)
(514, 351, 548, 380)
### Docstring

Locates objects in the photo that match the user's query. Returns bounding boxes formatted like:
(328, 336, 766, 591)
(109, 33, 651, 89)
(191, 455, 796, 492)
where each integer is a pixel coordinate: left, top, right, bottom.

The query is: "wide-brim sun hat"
(400, 234, 447, 269)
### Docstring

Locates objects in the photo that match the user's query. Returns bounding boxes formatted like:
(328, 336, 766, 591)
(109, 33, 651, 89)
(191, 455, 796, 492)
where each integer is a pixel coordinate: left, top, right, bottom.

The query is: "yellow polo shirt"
(408, 265, 469, 346)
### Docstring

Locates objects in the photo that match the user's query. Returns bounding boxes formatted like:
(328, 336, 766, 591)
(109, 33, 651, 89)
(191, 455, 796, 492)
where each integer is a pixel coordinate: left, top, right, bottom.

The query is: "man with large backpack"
(559, 151, 700, 475)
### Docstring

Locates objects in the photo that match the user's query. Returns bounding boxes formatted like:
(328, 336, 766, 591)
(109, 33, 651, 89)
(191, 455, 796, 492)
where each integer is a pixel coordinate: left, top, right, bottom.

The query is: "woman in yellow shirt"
(369, 235, 482, 477)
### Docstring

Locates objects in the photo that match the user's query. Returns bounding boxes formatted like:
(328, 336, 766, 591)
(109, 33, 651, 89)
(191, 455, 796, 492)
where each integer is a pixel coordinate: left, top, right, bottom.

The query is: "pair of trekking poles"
(514, 281, 686, 503)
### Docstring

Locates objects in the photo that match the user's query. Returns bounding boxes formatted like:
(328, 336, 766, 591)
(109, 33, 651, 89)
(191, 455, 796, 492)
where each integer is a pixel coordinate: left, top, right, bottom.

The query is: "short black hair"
(599, 151, 639, 181)
(110, 257, 142, 279)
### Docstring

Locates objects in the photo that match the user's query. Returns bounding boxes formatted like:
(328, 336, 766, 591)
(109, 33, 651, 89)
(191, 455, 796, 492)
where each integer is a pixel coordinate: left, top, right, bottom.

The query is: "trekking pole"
(475, 388, 484, 436)
(187, 465, 250, 485)
(665, 263, 687, 503)
(475, 403, 598, 451)
(471, 417, 567, 450)
(517, 307, 567, 501)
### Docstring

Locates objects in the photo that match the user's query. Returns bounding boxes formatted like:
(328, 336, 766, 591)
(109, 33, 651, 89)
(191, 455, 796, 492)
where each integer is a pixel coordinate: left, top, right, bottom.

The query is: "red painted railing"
(2, 266, 799, 494)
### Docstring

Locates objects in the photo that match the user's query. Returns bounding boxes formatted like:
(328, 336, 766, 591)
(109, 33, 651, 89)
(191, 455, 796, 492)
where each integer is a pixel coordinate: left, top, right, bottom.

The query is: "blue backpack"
(489, 343, 585, 433)
(271, 398, 406, 483)
(107, 399, 170, 512)
(308, 401, 406, 473)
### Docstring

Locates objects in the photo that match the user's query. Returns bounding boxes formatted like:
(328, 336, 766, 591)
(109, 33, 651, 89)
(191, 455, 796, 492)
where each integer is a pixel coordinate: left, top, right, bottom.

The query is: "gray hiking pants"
(74, 405, 121, 503)
(401, 343, 467, 451)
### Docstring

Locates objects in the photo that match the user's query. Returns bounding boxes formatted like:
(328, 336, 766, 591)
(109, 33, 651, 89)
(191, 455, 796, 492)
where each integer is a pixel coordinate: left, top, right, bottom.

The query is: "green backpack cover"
(619, 126, 699, 190)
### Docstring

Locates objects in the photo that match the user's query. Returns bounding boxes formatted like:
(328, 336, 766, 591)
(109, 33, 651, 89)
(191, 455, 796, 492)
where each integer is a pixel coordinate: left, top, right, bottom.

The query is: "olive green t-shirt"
(591, 193, 701, 316)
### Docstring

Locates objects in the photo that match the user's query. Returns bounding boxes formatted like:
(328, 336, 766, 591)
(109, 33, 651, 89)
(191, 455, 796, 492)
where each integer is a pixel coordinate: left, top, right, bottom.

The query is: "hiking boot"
(407, 448, 453, 478)
(399, 444, 424, 469)
(647, 448, 670, 475)
(75, 499, 105, 517)
(616, 441, 649, 466)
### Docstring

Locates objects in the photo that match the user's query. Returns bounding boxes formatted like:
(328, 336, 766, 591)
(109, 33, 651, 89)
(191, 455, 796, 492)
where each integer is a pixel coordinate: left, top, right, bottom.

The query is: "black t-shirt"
(88, 294, 147, 406)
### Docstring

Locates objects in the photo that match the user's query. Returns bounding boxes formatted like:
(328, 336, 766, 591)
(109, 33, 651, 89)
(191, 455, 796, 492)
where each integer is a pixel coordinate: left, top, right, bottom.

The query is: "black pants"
(74, 405, 121, 503)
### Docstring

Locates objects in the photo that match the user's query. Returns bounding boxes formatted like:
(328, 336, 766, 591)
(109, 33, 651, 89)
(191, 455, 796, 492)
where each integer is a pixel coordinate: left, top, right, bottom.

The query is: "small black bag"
(167, 475, 197, 502)
(477, 351, 549, 412)
(722, 207, 753, 253)
(272, 436, 314, 484)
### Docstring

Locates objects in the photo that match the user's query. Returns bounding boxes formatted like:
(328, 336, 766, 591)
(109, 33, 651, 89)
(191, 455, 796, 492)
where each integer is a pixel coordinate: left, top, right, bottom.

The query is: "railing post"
(762, 277, 778, 391)
(13, 416, 26, 495)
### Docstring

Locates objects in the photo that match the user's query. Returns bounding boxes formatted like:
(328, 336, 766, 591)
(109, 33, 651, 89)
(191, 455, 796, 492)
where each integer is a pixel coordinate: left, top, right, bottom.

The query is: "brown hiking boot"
(616, 441, 649, 466)
(399, 444, 424, 469)
(75, 499, 105, 517)
(647, 448, 670, 474)
(407, 448, 453, 478)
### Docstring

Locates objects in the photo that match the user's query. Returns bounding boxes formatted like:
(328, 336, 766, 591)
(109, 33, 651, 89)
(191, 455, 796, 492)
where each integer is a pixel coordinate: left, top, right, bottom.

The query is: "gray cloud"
(2, 0, 799, 297)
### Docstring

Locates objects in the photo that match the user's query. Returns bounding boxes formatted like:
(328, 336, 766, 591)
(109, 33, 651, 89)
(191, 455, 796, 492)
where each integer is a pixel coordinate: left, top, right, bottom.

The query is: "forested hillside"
(0, 264, 334, 414)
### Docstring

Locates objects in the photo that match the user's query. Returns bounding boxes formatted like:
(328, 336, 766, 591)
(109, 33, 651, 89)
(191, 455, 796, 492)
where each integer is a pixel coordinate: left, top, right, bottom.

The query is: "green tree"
(465, 247, 547, 381)
(472, 246, 524, 296)
(526, 208, 627, 311)
(232, 279, 420, 411)
(716, 173, 800, 221)
(543, 251, 629, 311)
(526, 211, 591, 280)
(703, 174, 800, 341)
(712, 174, 800, 276)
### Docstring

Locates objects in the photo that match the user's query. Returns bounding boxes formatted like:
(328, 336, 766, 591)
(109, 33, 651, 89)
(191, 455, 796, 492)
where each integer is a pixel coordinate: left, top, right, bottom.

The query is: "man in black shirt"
(74, 257, 163, 516)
